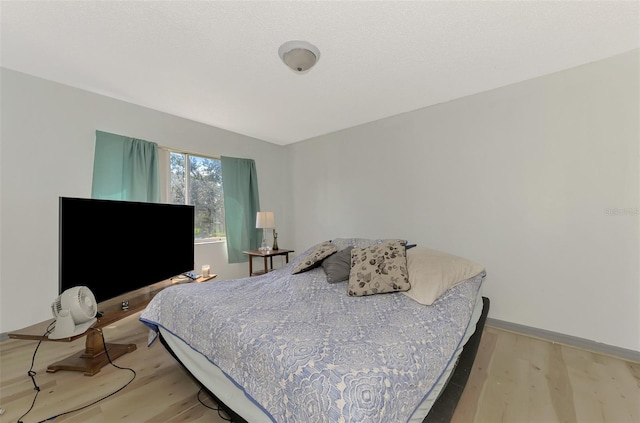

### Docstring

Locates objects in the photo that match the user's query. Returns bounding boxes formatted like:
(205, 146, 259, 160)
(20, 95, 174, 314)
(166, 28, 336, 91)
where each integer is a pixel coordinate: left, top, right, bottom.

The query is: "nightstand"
(242, 249, 294, 276)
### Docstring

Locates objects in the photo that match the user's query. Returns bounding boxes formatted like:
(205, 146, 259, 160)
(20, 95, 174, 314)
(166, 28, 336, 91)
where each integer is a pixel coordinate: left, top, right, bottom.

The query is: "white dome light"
(278, 40, 320, 73)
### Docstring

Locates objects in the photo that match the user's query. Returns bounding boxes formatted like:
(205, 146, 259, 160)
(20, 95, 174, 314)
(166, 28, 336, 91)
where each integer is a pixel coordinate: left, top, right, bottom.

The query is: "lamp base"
(259, 229, 271, 252)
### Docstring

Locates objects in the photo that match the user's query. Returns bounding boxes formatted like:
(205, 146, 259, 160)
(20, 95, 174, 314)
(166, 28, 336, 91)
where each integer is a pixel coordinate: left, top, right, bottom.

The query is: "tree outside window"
(170, 152, 225, 243)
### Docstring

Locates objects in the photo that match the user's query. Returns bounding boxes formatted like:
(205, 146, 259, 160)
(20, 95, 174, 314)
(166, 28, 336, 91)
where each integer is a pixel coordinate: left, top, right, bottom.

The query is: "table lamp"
(256, 211, 275, 252)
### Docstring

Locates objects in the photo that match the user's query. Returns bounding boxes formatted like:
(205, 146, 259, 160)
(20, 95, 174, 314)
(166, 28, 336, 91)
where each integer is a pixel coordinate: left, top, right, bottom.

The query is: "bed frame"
(159, 297, 490, 423)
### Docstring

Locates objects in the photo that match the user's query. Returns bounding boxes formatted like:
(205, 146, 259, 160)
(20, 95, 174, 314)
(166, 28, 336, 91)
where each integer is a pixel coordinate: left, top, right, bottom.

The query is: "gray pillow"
(321, 246, 353, 283)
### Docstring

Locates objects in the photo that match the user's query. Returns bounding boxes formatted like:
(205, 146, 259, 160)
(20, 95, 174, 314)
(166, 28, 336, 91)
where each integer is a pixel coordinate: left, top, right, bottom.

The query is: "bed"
(140, 238, 490, 423)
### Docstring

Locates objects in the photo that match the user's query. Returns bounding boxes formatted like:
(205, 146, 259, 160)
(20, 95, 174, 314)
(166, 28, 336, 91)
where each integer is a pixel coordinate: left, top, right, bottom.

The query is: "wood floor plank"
(526, 336, 558, 423)
(564, 347, 640, 423)
(474, 328, 533, 422)
(450, 328, 498, 422)
(547, 343, 578, 423)
(1, 314, 639, 422)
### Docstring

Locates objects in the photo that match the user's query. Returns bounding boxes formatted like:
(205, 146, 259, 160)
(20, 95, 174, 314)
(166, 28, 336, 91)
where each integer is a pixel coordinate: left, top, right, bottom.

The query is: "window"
(170, 152, 225, 243)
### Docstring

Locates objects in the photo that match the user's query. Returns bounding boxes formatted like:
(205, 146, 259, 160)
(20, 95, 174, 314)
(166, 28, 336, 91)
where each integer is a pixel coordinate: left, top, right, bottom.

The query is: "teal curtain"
(221, 156, 261, 263)
(91, 130, 160, 202)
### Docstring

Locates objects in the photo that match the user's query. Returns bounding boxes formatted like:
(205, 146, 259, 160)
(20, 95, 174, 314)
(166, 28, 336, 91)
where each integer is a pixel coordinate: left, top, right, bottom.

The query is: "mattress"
(158, 288, 485, 422)
(141, 244, 486, 423)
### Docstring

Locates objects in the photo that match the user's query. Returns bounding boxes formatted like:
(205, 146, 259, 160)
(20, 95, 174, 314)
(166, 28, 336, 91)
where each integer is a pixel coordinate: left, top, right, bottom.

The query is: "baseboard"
(486, 318, 640, 363)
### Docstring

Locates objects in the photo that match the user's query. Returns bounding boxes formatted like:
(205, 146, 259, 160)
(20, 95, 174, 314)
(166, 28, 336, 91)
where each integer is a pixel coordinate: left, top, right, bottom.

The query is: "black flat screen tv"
(59, 197, 195, 304)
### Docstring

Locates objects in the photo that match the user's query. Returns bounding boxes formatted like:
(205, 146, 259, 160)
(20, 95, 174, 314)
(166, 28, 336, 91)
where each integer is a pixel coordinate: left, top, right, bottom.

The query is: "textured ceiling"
(1, 1, 638, 145)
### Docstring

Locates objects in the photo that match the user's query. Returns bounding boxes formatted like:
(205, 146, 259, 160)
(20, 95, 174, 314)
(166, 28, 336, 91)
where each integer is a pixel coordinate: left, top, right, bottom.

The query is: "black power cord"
(16, 321, 55, 423)
(17, 327, 136, 423)
(196, 388, 232, 422)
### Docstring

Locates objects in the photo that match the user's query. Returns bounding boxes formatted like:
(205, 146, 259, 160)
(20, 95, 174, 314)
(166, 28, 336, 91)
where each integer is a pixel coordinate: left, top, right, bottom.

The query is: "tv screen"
(59, 197, 195, 304)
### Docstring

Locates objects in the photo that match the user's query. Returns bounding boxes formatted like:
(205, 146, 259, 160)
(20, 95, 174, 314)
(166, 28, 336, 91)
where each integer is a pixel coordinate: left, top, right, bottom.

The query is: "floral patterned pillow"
(292, 241, 338, 274)
(348, 241, 410, 296)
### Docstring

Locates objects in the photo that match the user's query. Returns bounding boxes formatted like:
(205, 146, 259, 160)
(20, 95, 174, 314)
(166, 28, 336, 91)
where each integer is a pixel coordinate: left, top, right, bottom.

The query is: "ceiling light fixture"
(278, 40, 320, 73)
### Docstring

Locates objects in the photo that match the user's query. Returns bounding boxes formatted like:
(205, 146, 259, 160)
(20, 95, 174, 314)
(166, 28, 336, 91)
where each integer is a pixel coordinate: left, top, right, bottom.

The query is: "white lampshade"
(256, 211, 275, 229)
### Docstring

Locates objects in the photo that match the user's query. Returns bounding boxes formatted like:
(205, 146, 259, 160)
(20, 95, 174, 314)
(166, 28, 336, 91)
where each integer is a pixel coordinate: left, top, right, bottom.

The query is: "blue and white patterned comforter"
(140, 257, 484, 423)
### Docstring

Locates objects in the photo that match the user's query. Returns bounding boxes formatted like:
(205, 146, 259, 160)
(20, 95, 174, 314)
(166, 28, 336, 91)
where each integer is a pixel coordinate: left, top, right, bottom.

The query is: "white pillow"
(402, 247, 485, 305)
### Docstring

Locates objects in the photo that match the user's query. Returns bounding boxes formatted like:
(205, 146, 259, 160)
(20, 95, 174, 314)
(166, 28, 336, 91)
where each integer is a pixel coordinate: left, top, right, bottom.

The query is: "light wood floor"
(1, 313, 638, 422)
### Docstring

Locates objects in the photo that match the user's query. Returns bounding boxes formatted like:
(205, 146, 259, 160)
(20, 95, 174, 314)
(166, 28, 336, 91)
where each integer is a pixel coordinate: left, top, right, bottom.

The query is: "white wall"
(0, 68, 290, 333)
(2, 51, 638, 351)
(286, 50, 639, 352)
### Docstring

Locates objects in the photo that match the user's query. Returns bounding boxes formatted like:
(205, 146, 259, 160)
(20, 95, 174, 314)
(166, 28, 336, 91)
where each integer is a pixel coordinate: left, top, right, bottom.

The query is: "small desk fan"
(49, 286, 98, 339)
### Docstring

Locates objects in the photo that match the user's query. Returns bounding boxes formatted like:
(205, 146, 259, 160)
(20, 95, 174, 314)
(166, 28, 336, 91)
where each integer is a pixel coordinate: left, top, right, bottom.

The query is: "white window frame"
(161, 147, 226, 245)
